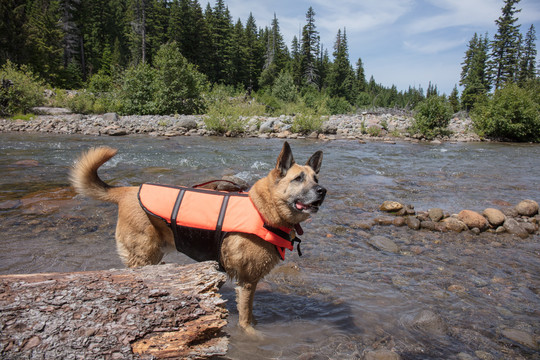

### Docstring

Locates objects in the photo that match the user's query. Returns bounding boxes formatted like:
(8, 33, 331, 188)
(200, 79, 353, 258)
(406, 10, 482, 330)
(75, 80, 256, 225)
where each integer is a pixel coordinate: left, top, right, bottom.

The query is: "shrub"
(292, 111, 323, 134)
(0, 60, 45, 116)
(412, 96, 453, 138)
(117, 63, 157, 115)
(204, 96, 265, 134)
(326, 96, 352, 115)
(87, 72, 114, 93)
(153, 42, 208, 115)
(272, 71, 297, 103)
(471, 83, 539, 142)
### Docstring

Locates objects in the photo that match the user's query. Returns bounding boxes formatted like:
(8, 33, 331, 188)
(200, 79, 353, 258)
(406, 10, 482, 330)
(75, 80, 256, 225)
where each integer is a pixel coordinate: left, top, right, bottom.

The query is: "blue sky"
(223, 0, 540, 95)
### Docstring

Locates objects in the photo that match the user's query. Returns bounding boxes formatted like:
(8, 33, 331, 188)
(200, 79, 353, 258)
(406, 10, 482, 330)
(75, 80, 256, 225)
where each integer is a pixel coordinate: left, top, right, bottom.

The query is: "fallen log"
(0, 261, 228, 359)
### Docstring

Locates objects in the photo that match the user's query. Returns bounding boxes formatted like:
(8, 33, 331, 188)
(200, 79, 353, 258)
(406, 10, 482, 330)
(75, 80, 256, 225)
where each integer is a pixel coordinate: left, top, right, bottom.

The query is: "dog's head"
(267, 142, 326, 224)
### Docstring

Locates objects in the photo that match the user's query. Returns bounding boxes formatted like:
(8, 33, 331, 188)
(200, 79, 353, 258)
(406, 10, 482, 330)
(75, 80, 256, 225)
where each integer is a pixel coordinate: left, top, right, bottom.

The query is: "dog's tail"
(70, 147, 119, 203)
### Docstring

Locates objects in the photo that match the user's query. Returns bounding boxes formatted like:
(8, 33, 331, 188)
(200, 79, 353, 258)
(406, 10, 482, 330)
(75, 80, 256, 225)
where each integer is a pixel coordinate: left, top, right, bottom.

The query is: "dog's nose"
(316, 186, 327, 197)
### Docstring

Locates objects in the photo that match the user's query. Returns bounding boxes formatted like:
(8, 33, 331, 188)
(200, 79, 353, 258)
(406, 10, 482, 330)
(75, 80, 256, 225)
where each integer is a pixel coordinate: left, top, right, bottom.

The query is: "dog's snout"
(316, 186, 327, 197)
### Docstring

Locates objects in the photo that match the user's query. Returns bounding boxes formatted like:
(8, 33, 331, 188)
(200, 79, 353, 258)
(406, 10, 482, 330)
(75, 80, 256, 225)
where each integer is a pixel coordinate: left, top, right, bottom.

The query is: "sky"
(222, 0, 540, 95)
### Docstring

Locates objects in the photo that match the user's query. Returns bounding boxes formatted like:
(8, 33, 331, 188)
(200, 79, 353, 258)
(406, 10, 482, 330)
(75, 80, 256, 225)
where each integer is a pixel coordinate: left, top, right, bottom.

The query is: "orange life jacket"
(138, 183, 300, 268)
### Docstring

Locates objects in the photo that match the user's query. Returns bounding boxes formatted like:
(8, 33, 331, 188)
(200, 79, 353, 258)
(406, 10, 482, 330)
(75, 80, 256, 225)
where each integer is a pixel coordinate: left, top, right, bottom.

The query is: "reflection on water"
(1, 133, 539, 359)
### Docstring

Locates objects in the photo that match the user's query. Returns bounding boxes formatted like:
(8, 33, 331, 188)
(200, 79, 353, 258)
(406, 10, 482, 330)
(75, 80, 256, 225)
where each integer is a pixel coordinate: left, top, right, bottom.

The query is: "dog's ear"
(306, 150, 323, 174)
(276, 141, 295, 176)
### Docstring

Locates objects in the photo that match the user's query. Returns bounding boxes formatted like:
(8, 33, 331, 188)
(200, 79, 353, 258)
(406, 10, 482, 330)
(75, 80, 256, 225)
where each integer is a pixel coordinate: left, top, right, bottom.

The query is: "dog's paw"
(240, 324, 265, 340)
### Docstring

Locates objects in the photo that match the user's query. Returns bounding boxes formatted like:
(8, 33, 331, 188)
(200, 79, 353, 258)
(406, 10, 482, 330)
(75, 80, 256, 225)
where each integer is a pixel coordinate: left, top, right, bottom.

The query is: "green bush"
(0, 60, 45, 116)
(292, 111, 323, 134)
(117, 63, 157, 115)
(412, 96, 453, 138)
(153, 42, 208, 115)
(326, 96, 352, 115)
(87, 72, 114, 93)
(471, 83, 539, 142)
(204, 95, 265, 134)
(272, 71, 297, 103)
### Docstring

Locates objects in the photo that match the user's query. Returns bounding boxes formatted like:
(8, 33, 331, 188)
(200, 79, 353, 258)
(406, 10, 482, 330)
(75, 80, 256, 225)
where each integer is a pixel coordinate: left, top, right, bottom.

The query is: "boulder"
(103, 112, 119, 122)
(482, 208, 506, 227)
(259, 119, 275, 133)
(442, 217, 468, 233)
(176, 117, 197, 130)
(380, 201, 403, 212)
(503, 218, 529, 238)
(428, 208, 444, 222)
(406, 217, 421, 230)
(515, 199, 539, 217)
(458, 210, 488, 230)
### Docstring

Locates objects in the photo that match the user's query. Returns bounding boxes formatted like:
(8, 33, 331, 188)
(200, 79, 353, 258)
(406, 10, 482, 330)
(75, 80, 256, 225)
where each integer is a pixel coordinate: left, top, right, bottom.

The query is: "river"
(1, 132, 539, 359)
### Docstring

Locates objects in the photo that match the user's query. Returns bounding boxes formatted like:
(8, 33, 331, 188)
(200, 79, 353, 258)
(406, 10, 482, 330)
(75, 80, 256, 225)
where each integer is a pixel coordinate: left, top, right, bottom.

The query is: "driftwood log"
(0, 262, 228, 359)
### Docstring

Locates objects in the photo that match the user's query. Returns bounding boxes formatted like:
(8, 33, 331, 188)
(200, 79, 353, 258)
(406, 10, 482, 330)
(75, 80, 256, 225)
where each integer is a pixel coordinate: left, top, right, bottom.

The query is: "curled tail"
(70, 147, 119, 202)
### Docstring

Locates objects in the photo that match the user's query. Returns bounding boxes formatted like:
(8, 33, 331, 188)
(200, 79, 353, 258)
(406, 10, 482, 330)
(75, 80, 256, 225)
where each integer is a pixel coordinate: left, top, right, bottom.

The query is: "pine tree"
(290, 35, 302, 87)
(490, 0, 521, 89)
(355, 58, 366, 93)
(300, 6, 319, 87)
(518, 24, 537, 84)
(206, 0, 233, 84)
(244, 13, 263, 90)
(449, 85, 460, 113)
(328, 28, 354, 101)
(460, 33, 490, 110)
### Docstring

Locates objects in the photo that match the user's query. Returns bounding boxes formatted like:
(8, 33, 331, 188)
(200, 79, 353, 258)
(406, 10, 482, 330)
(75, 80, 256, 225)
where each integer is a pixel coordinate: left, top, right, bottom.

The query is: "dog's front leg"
(236, 281, 262, 337)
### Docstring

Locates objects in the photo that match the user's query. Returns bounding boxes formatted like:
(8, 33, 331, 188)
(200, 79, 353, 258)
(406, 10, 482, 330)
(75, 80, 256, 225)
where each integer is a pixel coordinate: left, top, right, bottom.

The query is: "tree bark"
(0, 262, 228, 359)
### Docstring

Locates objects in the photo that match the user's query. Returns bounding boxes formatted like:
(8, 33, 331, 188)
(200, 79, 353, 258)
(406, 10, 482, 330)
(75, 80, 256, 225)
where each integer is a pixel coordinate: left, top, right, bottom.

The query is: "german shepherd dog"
(70, 142, 326, 335)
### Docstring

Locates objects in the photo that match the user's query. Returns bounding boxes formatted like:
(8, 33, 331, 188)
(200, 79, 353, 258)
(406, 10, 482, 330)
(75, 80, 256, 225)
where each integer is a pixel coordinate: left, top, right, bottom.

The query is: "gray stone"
(428, 208, 444, 222)
(503, 218, 529, 238)
(406, 217, 421, 230)
(501, 328, 538, 350)
(367, 236, 400, 253)
(364, 349, 401, 360)
(259, 120, 275, 133)
(103, 112, 119, 122)
(410, 309, 447, 335)
(175, 117, 197, 130)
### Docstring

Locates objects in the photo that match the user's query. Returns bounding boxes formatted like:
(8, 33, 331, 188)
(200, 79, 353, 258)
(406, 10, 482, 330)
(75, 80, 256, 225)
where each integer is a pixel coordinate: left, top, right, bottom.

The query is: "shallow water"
(1, 133, 539, 359)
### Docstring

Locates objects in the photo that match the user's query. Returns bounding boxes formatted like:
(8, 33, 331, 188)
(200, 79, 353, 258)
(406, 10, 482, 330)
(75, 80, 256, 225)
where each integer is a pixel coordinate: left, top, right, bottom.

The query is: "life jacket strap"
(263, 224, 303, 257)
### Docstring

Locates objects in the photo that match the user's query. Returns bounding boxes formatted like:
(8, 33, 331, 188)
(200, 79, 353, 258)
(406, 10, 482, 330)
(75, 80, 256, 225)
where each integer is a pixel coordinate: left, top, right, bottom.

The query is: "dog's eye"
(294, 173, 305, 182)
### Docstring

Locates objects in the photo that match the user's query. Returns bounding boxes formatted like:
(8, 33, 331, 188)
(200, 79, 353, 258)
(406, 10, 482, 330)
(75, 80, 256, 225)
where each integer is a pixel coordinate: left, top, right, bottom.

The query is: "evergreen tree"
(300, 6, 319, 87)
(24, 0, 64, 85)
(449, 85, 460, 113)
(206, 0, 233, 84)
(290, 35, 302, 87)
(244, 13, 263, 90)
(460, 33, 490, 110)
(328, 28, 354, 101)
(518, 24, 537, 84)
(490, 0, 521, 89)
(260, 13, 288, 88)
(0, 0, 28, 65)
(355, 58, 366, 92)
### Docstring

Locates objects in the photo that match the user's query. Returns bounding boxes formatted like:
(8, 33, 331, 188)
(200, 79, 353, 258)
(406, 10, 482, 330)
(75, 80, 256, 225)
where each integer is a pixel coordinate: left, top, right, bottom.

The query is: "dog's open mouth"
(294, 199, 323, 213)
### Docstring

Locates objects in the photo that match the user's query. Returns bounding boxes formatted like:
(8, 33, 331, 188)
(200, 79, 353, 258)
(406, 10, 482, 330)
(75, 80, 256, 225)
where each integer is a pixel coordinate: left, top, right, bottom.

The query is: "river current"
(1, 133, 539, 359)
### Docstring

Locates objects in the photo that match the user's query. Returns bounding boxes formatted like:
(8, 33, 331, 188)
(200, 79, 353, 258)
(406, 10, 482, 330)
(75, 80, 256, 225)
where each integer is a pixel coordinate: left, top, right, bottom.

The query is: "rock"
(442, 217, 468, 233)
(410, 309, 447, 335)
(364, 349, 401, 360)
(428, 208, 444, 222)
(380, 201, 403, 212)
(367, 236, 400, 253)
(420, 221, 436, 231)
(502, 207, 519, 218)
(321, 120, 338, 134)
(501, 328, 538, 350)
(406, 217, 421, 230)
(482, 208, 506, 227)
(458, 210, 488, 230)
(521, 222, 537, 234)
(515, 199, 539, 217)
(393, 217, 406, 227)
(259, 120, 274, 133)
(103, 112, 119, 122)
(503, 218, 529, 238)
(176, 117, 197, 130)
(108, 129, 127, 136)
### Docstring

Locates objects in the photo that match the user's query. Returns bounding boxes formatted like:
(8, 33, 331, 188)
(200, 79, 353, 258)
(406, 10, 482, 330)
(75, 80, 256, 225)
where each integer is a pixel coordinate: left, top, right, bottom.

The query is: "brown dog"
(70, 142, 326, 335)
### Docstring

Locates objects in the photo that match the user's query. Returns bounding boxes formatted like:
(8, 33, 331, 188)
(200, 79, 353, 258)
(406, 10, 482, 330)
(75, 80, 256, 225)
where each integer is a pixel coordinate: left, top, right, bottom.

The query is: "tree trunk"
(0, 262, 228, 359)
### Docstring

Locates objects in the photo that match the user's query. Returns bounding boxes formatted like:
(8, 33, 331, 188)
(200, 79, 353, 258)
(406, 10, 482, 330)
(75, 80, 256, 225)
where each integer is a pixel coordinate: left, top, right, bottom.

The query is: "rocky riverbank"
(373, 199, 540, 239)
(0, 107, 481, 142)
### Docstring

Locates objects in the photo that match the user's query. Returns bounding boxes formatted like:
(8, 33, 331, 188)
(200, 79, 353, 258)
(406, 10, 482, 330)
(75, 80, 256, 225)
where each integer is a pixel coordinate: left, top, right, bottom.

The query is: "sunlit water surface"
(1, 133, 539, 359)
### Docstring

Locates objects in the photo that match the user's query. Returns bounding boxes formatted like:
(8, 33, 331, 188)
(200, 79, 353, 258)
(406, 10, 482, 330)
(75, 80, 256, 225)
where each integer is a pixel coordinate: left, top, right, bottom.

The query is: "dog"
(70, 141, 326, 335)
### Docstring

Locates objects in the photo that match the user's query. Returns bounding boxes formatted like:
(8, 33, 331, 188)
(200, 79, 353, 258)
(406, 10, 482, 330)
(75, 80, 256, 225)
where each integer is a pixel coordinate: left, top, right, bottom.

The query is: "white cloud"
(403, 37, 467, 54)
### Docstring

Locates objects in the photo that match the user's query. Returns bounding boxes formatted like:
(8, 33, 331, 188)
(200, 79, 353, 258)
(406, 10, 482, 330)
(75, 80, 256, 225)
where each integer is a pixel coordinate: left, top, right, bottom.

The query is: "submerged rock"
(503, 218, 529, 238)
(367, 236, 400, 253)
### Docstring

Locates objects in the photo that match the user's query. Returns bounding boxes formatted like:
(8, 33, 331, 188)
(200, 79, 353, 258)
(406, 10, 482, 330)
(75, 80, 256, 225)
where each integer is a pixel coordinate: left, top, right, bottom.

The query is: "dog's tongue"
(295, 201, 309, 210)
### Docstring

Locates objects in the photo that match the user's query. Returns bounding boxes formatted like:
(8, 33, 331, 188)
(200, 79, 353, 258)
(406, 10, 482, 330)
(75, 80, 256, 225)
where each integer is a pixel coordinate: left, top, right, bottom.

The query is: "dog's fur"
(70, 142, 326, 335)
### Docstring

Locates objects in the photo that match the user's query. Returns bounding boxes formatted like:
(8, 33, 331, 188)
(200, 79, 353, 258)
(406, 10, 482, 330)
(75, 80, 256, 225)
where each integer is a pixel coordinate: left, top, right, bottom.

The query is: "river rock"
(259, 119, 274, 133)
(380, 201, 403, 212)
(503, 218, 529, 238)
(442, 217, 468, 233)
(406, 217, 421, 230)
(515, 199, 539, 217)
(458, 210, 488, 230)
(176, 117, 197, 130)
(367, 236, 400, 253)
(410, 309, 447, 335)
(521, 222, 537, 234)
(364, 350, 401, 360)
(501, 328, 538, 350)
(103, 112, 119, 122)
(428, 208, 444, 222)
(482, 208, 505, 227)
